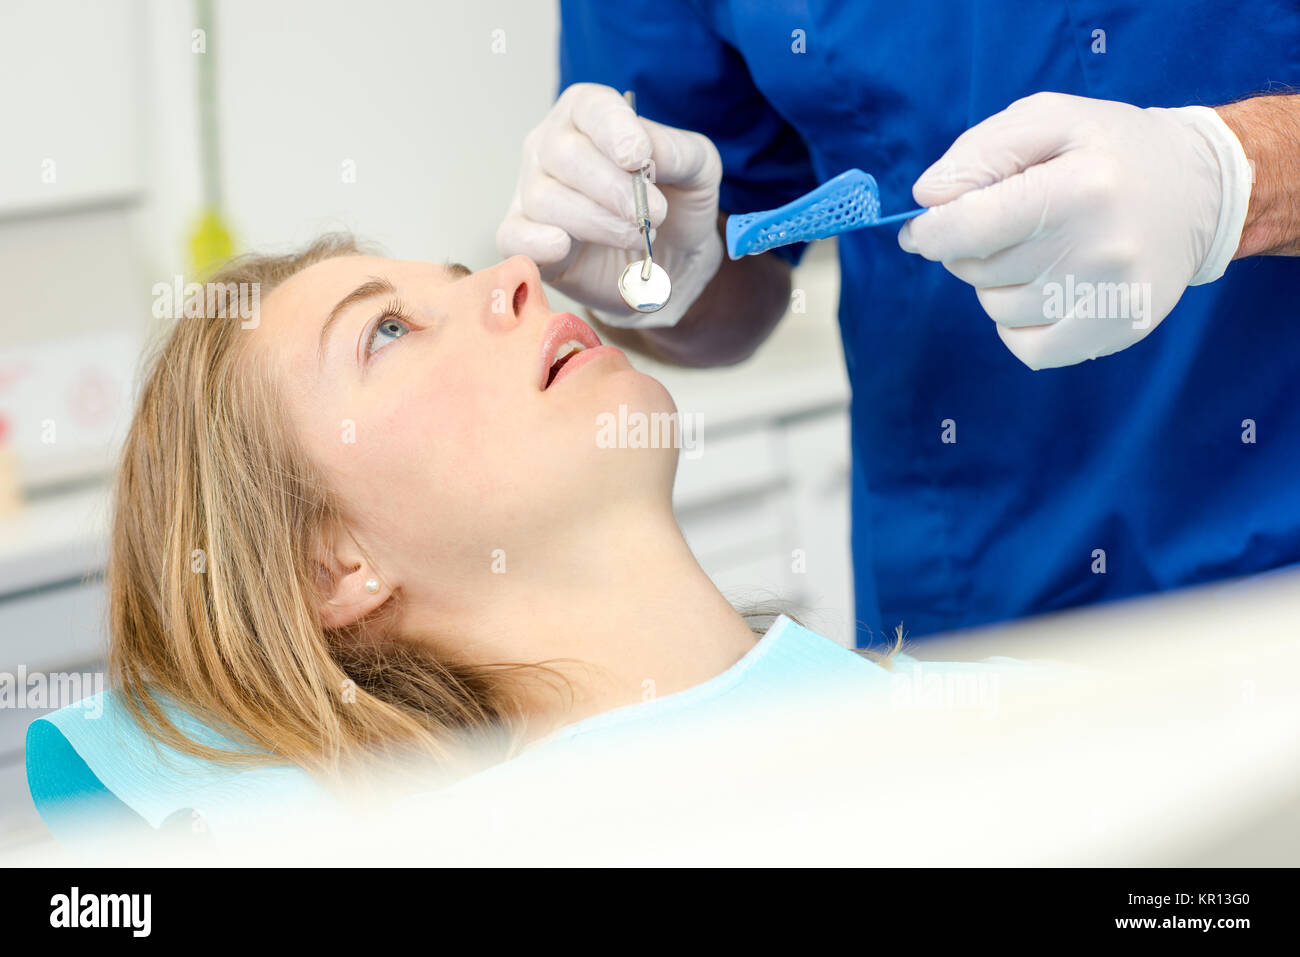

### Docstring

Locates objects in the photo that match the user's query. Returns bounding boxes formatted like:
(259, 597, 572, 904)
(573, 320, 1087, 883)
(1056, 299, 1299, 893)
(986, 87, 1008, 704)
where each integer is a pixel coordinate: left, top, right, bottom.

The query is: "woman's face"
(253, 253, 677, 622)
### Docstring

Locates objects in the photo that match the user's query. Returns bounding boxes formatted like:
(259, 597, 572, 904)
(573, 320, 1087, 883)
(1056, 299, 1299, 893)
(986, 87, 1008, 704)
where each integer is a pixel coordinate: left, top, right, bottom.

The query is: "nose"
(486, 255, 546, 330)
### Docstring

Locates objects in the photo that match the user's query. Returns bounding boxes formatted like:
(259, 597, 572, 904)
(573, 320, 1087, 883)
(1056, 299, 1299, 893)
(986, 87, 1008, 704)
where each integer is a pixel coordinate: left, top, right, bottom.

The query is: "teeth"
(551, 339, 586, 366)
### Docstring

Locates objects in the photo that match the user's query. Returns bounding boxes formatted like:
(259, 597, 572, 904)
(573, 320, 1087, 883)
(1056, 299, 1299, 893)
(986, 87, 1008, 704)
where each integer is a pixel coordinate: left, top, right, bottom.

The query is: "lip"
(544, 344, 624, 390)
(538, 312, 606, 391)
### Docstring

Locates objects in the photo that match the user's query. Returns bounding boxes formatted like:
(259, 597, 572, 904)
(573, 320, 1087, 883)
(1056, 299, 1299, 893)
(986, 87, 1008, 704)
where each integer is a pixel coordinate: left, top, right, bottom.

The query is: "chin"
(621, 366, 676, 416)
(578, 367, 683, 490)
(568, 362, 673, 415)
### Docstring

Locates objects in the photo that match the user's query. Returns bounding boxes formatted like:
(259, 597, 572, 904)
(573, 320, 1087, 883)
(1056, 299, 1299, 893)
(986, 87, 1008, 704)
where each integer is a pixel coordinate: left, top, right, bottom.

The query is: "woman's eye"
(367, 316, 410, 356)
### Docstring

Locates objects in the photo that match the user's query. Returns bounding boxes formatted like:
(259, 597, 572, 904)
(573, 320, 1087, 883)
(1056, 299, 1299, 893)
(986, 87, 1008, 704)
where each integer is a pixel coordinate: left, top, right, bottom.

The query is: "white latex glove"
(897, 92, 1252, 370)
(497, 82, 724, 329)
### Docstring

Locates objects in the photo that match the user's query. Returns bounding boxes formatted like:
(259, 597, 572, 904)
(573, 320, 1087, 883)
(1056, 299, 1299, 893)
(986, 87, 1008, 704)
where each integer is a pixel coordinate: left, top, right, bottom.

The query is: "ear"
(314, 532, 390, 630)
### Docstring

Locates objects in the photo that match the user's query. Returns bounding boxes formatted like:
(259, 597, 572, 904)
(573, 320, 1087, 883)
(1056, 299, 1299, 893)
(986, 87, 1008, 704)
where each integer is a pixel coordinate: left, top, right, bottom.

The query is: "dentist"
(498, 0, 1300, 642)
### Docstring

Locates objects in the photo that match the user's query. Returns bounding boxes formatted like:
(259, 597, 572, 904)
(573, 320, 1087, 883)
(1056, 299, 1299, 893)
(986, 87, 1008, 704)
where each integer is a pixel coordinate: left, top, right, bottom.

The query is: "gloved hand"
(497, 82, 724, 329)
(897, 92, 1252, 370)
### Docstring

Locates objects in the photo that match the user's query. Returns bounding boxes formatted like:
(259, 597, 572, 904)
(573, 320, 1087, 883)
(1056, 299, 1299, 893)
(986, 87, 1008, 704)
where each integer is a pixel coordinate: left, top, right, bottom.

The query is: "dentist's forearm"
(1216, 93, 1300, 258)
(589, 214, 792, 368)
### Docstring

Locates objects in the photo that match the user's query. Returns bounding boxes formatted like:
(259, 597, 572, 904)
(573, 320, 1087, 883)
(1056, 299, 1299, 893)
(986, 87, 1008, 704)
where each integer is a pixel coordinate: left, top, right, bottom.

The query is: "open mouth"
(545, 340, 588, 389)
(538, 313, 603, 391)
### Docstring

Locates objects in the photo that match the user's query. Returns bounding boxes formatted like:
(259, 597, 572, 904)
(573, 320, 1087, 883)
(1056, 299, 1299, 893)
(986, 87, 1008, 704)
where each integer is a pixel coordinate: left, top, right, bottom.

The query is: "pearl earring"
(364, 578, 379, 594)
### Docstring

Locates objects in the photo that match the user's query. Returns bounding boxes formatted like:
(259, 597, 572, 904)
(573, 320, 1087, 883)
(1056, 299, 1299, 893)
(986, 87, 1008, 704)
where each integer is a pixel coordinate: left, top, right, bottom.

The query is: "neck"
(410, 503, 759, 742)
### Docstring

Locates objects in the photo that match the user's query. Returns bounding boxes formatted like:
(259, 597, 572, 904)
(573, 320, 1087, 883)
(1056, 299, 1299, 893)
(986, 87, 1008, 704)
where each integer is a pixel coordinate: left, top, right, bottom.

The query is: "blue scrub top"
(559, 0, 1300, 642)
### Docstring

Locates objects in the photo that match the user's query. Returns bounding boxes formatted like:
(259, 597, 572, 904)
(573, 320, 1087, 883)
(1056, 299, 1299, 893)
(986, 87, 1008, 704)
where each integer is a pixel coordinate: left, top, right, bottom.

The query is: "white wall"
(137, 0, 563, 279)
(0, 0, 146, 215)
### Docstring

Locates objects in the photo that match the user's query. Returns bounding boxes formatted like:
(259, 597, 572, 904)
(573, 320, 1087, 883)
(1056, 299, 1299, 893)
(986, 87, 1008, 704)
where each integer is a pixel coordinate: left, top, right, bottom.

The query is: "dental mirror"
(616, 90, 672, 314)
(618, 258, 672, 312)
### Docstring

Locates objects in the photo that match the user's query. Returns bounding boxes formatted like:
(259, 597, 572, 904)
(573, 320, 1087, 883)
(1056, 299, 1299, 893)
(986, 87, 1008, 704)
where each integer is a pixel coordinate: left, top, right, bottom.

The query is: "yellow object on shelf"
(188, 0, 234, 280)
(188, 208, 235, 280)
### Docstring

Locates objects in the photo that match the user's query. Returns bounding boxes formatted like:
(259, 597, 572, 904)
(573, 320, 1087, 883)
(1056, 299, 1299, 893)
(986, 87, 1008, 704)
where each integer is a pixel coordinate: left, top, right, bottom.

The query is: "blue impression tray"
(726, 168, 925, 259)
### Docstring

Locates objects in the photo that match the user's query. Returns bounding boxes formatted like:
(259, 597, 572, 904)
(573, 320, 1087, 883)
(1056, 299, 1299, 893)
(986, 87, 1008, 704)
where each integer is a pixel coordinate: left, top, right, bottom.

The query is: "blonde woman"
(26, 235, 1016, 847)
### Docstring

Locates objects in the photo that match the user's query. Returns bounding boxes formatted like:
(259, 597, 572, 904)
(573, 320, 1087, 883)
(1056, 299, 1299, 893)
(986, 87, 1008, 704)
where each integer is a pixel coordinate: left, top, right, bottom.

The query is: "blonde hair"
(108, 234, 900, 795)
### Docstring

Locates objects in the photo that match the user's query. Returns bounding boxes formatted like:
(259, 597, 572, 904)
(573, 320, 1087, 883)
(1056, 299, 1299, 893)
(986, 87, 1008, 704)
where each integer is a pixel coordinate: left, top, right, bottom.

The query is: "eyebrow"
(316, 262, 472, 365)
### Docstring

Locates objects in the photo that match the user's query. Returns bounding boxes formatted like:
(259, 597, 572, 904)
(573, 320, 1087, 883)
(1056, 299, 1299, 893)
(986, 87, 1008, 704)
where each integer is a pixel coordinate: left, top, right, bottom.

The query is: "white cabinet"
(0, 579, 107, 846)
(0, 0, 144, 215)
(778, 411, 855, 644)
(674, 406, 854, 648)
